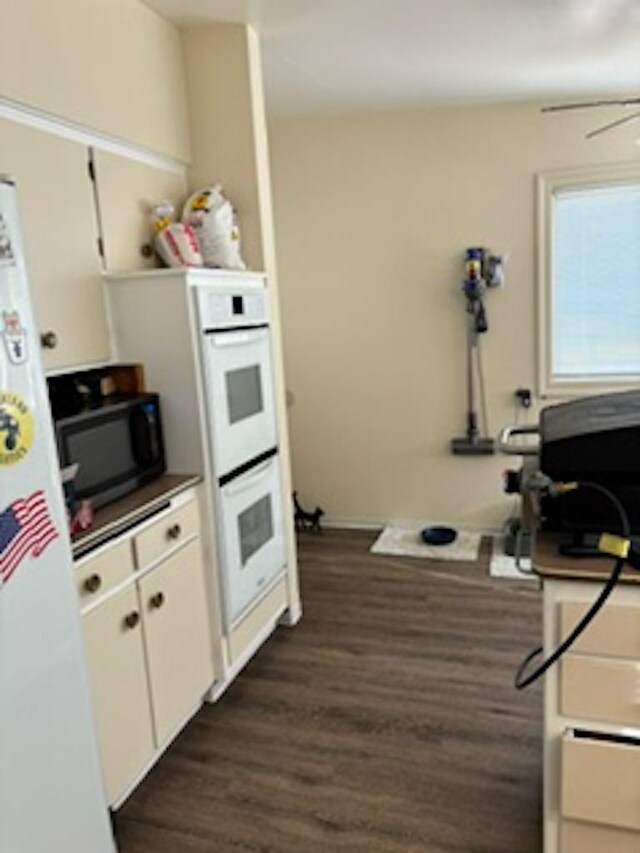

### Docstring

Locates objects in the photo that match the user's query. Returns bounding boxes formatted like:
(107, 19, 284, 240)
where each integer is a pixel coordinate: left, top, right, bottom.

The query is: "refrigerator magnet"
(0, 490, 58, 586)
(2, 311, 28, 365)
(0, 390, 34, 465)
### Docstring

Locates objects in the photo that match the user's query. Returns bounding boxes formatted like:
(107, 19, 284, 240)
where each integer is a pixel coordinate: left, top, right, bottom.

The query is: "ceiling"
(143, 0, 640, 116)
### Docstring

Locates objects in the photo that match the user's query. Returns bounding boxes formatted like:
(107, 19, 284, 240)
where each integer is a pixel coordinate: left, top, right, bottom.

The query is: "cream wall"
(0, 0, 190, 161)
(183, 25, 264, 270)
(269, 102, 640, 529)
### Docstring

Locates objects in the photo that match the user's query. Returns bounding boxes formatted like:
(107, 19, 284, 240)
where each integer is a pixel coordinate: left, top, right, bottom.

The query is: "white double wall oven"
(196, 281, 286, 627)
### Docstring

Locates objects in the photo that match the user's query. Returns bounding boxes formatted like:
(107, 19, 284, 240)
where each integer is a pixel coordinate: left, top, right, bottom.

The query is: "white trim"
(0, 96, 188, 176)
(536, 161, 640, 399)
(45, 358, 116, 378)
(205, 610, 283, 703)
(105, 266, 267, 282)
(322, 516, 502, 536)
(109, 695, 204, 810)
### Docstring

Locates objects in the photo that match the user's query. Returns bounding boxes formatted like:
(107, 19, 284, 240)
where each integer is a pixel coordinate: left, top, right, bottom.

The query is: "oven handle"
(209, 329, 267, 348)
(223, 458, 274, 496)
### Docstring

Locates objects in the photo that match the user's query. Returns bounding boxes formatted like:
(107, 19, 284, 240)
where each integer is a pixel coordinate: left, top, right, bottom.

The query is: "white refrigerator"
(0, 176, 114, 852)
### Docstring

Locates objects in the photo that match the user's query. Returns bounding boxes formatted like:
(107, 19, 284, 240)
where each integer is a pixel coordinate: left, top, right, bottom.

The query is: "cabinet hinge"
(97, 236, 105, 260)
(88, 156, 96, 183)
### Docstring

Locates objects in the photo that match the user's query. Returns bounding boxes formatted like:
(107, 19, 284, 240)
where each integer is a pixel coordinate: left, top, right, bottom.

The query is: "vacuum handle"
(498, 424, 539, 456)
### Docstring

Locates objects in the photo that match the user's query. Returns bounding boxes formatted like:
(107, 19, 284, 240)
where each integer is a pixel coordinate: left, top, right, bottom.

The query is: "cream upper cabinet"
(92, 149, 186, 272)
(0, 118, 110, 370)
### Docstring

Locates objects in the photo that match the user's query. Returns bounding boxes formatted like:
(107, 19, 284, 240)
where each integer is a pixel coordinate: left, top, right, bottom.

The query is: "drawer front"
(560, 602, 640, 659)
(134, 499, 200, 569)
(562, 735, 640, 831)
(228, 576, 287, 664)
(561, 654, 640, 727)
(562, 820, 640, 853)
(76, 539, 134, 605)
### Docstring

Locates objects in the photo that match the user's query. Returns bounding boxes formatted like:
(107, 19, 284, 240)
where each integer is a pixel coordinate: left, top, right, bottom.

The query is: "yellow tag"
(0, 391, 35, 466)
(556, 481, 578, 493)
(598, 533, 630, 559)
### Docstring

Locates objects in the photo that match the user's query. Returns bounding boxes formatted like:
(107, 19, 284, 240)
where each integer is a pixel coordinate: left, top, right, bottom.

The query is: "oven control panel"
(196, 282, 268, 329)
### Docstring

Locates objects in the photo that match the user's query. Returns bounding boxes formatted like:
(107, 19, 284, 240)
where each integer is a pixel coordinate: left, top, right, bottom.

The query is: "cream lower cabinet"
(543, 578, 640, 853)
(138, 540, 212, 746)
(78, 492, 214, 807)
(82, 585, 155, 805)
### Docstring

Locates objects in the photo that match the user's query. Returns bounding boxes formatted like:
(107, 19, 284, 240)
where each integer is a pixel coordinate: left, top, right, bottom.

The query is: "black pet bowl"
(420, 526, 458, 546)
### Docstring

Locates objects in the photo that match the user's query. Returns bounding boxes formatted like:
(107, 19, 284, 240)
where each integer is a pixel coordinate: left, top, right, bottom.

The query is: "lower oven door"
(218, 455, 286, 626)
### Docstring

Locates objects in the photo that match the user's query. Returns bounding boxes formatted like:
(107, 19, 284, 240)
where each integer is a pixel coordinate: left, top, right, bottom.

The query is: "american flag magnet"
(0, 490, 58, 587)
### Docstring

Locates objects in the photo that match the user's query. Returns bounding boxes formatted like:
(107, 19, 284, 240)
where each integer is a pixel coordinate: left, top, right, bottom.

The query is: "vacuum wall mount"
(451, 247, 504, 456)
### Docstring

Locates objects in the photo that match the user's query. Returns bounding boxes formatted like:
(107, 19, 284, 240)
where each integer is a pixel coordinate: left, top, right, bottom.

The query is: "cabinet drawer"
(76, 540, 134, 605)
(561, 654, 640, 727)
(228, 577, 287, 664)
(561, 734, 640, 831)
(560, 602, 640, 659)
(561, 820, 640, 853)
(134, 499, 200, 569)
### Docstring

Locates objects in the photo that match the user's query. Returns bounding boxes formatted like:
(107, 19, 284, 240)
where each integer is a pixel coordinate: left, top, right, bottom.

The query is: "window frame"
(536, 161, 640, 398)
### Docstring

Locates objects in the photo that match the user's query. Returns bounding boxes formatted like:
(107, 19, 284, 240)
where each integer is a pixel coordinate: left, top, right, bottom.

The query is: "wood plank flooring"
(113, 529, 543, 852)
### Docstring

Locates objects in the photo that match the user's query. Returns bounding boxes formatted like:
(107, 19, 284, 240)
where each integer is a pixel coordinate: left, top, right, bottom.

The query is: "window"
(537, 164, 640, 396)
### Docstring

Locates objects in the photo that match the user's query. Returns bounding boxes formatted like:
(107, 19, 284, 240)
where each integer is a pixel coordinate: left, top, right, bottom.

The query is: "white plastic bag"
(181, 185, 246, 270)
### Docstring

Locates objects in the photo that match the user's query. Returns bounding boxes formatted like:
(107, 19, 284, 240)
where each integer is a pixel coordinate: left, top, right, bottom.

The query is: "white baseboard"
(320, 516, 501, 536)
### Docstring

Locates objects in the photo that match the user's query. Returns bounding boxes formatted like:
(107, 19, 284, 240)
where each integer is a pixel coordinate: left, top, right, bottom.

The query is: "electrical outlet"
(515, 388, 532, 408)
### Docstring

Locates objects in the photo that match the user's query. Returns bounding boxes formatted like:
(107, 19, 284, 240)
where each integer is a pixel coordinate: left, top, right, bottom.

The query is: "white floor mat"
(489, 536, 535, 580)
(370, 524, 481, 562)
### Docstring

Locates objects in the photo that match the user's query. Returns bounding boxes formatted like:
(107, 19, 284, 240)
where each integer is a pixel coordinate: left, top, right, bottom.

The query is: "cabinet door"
(138, 539, 213, 745)
(0, 118, 110, 370)
(92, 149, 186, 272)
(82, 585, 155, 805)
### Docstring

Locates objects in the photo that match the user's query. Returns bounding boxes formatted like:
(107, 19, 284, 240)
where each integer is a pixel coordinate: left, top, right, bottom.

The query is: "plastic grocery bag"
(150, 200, 203, 268)
(181, 185, 246, 270)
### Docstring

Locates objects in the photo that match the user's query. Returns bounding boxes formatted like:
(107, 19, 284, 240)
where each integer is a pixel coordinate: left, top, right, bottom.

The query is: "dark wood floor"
(113, 529, 543, 852)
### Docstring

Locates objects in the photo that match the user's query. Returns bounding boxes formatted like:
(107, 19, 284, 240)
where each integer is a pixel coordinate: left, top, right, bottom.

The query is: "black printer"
(539, 390, 640, 537)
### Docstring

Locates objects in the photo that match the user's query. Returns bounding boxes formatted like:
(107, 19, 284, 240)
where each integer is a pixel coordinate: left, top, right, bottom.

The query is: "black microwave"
(54, 393, 166, 509)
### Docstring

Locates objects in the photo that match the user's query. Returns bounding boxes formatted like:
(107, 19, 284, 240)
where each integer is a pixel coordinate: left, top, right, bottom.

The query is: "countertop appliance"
(53, 392, 166, 509)
(539, 390, 640, 536)
(0, 176, 114, 850)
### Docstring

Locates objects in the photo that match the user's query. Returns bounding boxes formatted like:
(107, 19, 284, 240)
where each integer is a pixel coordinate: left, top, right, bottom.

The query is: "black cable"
(515, 480, 630, 690)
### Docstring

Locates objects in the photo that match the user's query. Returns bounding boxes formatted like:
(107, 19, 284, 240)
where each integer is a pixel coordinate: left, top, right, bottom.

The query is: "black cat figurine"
(293, 491, 325, 533)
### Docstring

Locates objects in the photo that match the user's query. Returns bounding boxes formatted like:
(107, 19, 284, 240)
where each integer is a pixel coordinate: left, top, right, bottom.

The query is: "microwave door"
(129, 403, 163, 469)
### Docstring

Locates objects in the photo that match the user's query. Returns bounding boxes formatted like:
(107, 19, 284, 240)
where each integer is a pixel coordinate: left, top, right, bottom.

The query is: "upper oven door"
(202, 325, 278, 478)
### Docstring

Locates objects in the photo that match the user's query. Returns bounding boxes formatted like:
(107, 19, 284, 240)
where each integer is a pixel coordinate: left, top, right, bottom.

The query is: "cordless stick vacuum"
(451, 247, 503, 455)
